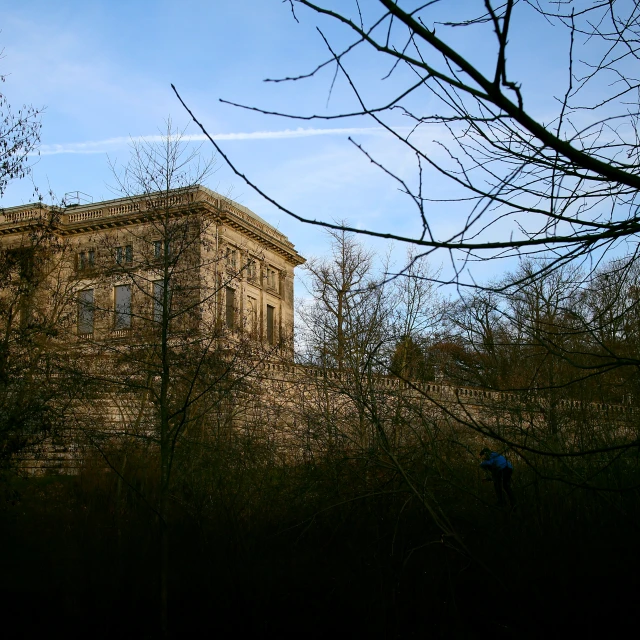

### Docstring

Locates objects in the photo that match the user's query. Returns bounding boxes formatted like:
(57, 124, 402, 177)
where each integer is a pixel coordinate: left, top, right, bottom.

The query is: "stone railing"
(107, 202, 140, 216)
(144, 191, 194, 210)
(2, 209, 42, 223)
(67, 209, 104, 223)
(65, 201, 141, 224)
(257, 363, 638, 416)
(111, 328, 132, 339)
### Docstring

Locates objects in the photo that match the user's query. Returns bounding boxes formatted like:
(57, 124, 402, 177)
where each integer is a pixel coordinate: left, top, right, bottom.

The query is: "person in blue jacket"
(480, 448, 515, 507)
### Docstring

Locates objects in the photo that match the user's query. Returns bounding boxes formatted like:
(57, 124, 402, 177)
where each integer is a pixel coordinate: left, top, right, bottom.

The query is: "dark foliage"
(2, 443, 639, 639)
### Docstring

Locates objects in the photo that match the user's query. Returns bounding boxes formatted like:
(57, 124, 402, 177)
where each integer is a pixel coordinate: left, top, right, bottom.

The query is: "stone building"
(0, 185, 305, 348)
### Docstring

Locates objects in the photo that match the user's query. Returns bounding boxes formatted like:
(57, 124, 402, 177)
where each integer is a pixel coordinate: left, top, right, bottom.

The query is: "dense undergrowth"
(1, 445, 639, 639)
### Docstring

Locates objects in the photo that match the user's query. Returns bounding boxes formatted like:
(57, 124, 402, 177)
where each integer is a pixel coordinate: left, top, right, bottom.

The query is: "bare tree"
(170, 1, 640, 419)
(0, 57, 42, 199)
(171, 1, 640, 535)
(0, 215, 81, 470)
(299, 227, 384, 371)
(0, 61, 61, 468)
(388, 249, 444, 380)
(173, 1, 640, 287)
(70, 122, 268, 636)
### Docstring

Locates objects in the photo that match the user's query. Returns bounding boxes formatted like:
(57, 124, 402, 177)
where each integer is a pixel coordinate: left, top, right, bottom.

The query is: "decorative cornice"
(0, 186, 306, 266)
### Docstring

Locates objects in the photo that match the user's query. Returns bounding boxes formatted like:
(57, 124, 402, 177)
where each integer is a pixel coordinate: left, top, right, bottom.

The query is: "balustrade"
(111, 328, 131, 339)
(107, 202, 140, 215)
(68, 210, 103, 223)
(3, 209, 41, 223)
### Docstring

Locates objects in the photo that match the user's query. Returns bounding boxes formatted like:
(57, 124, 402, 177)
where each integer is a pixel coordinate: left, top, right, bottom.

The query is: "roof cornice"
(0, 186, 305, 266)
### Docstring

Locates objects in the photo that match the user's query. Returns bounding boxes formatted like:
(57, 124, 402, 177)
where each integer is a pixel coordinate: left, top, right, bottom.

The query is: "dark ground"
(1, 463, 638, 639)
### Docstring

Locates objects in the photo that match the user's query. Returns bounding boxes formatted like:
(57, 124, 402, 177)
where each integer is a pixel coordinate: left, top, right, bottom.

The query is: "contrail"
(39, 127, 393, 155)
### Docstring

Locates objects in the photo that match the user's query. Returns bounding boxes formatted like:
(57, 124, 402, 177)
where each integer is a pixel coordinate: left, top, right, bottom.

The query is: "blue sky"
(1, 0, 578, 295)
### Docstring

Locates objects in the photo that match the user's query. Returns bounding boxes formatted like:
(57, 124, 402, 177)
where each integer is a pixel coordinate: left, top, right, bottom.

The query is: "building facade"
(0, 185, 305, 348)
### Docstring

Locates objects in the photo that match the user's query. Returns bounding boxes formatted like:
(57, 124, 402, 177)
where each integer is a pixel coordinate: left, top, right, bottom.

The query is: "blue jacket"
(480, 452, 513, 472)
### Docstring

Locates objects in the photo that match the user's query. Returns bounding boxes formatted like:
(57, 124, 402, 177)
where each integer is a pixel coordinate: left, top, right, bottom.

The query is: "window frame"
(266, 304, 275, 345)
(77, 288, 95, 335)
(246, 257, 257, 281)
(266, 267, 279, 293)
(116, 244, 133, 265)
(153, 239, 171, 261)
(246, 295, 257, 336)
(225, 246, 237, 271)
(114, 283, 132, 330)
(77, 249, 96, 272)
(152, 280, 171, 324)
(225, 286, 236, 330)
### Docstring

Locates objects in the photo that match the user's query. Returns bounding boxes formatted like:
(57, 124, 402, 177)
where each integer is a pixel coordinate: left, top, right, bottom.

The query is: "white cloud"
(39, 127, 398, 155)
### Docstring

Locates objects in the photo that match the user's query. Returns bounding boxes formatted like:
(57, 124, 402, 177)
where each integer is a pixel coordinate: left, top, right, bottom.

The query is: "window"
(246, 258, 257, 281)
(226, 247, 237, 270)
(116, 245, 133, 265)
(114, 284, 132, 330)
(247, 296, 257, 336)
(78, 250, 95, 271)
(77, 289, 94, 335)
(225, 287, 235, 330)
(12, 247, 36, 328)
(153, 280, 171, 323)
(266, 304, 275, 345)
(11, 247, 34, 281)
(153, 239, 171, 260)
(266, 267, 278, 291)
(19, 298, 33, 329)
